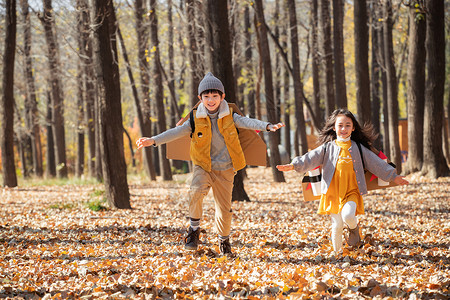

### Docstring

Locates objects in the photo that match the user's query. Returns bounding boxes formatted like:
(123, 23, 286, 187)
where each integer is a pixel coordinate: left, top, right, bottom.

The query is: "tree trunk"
(244, 5, 256, 119)
(77, 0, 95, 178)
(45, 91, 56, 177)
(404, 4, 426, 174)
(377, 2, 389, 156)
(134, 0, 156, 180)
(254, 0, 285, 182)
(318, 0, 335, 117)
(92, 0, 130, 208)
(282, 2, 291, 158)
(186, 0, 201, 107)
(76, 59, 85, 177)
(310, 0, 322, 127)
(370, 0, 382, 150)
(287, 0, 308, 155)
(21, 0, 43, 177)
(422, 0, 449, 178)
(383, 0, 402, 173)
(167, 0, 177, 128)
(333, 0, 347, 108)
(149, 0, 172, 181)
(354, 0, 371, 124)
(41, 0, 67, 178)
(1, 0, 18, 187)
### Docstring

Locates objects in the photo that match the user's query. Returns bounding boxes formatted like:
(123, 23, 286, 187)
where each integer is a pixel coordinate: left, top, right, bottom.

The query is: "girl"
(277, 109, 409, 255)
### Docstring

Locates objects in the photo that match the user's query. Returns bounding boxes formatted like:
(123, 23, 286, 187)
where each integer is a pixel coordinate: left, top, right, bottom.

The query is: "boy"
(136, 72, 284, 255)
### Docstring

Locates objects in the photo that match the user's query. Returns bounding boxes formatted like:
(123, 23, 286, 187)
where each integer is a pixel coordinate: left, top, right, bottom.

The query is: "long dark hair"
(317, 108, 378, 149)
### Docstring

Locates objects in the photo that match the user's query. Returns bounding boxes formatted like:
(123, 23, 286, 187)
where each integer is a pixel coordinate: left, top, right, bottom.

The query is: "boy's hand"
(393, 176, 409, 186)
(276, 164, 294, 172)
(267, 122, 285, 132)
(136, 137, 155, 150)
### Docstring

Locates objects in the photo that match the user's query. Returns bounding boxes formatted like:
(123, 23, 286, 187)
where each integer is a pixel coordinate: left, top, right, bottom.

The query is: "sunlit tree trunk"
(370, 0, 382, 150)
(1, 0, 18, 187)
(20, 0, 43, 177)
(354, 0, 371, 124)
(287, 0, 308, 155)
(149, 0, 172, 181)
(404, 4, 426, 174)
(318, 0, 335, 117)
(422, 0, 449, 178)
(333, 0, 347, 108)
(92, 0, 130, 208)
(41, 0, 67, 178)
(254, 0, 285, 182)
(383, 0, 401, 173)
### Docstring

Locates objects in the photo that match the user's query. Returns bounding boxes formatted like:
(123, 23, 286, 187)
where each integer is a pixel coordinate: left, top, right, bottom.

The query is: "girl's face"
(334, 115, 354, 139)
(198, 91, 225, 113)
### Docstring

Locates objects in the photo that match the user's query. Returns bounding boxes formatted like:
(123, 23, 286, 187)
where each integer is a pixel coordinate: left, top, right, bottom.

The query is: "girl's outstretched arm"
(276, 164, 294, 172)
(393, 176, 409, 186)
(136, 137, 155, 150)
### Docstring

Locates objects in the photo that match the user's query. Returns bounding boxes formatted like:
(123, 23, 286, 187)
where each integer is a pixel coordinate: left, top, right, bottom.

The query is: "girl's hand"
(267, 123, 285, 132)
(276, 164, 294, 172)
(394, 176, 409, 186)
(136, 137, 155, 150)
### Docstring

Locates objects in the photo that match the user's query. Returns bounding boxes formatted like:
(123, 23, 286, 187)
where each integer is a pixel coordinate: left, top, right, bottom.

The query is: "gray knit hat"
(198, 72, 225, 95)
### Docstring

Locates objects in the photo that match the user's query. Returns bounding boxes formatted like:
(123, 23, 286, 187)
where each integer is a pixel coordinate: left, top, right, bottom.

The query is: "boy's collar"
(196, 100, 230, 119)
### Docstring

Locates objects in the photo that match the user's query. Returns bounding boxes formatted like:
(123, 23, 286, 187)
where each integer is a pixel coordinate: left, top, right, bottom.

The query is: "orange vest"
(190, 107, 246, 172)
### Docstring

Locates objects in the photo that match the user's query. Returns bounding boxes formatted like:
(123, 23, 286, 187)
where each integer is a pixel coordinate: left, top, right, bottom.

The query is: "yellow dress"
(318, 140, 364, 215)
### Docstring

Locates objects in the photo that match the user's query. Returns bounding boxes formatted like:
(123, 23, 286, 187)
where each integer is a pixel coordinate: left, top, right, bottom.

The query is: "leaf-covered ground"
(1, 168, 449, 299)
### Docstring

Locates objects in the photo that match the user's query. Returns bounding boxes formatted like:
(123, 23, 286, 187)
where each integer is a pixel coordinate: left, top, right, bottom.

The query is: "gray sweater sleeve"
(290, 144, 327, 173)
(232, 113, 270, 131)
(152, 121, 191, 146)
(362, 145, 398, 182)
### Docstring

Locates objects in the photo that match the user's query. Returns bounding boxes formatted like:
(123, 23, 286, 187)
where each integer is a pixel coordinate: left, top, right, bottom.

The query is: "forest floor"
(0, 167, 449, 299)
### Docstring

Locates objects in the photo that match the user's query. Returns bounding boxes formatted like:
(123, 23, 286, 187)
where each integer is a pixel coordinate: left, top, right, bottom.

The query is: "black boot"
(219, 238, 232, 256)
(347, 224, 361, 247)
(185, 227, 200, 250)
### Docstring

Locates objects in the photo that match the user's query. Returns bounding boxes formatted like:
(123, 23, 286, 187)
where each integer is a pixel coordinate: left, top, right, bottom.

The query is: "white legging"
(330, 201, 358, 253)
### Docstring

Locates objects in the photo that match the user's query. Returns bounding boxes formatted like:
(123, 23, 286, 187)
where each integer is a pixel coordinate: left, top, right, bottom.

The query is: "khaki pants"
(189, 165, 235, 237)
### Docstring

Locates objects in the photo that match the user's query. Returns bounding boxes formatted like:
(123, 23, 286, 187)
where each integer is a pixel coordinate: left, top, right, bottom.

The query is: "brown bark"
(318, 0, 335, 117)
(186, 0, 201, 107)
(404, 5, 426, 174)
(149, 0, 172, 181)
(383, 0, 402, 173)
(254, 0, 285, 182)
(310, 0, 322, 127)
(333, 0, 348, 108)
(1, 0, 18, 187)
(370, 0, 382, 150)
(287, 0, 308, 155)
(92, 0, 130, 208)
(244, 5, 256, 119)
(20, 0, 43, 177)
(45, 91, 56, 177)
(354, 0, 371, 124)
(134, 0, 156, 181)
(422, 0, 449, 178)
(41, 0, 67, 178)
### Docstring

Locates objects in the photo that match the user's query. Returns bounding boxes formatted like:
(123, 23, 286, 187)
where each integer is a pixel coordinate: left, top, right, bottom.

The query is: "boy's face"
(198, 91, 225, 113)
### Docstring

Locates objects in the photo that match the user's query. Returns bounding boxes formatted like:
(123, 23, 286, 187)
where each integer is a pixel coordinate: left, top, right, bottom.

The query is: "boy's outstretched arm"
(136, 137, 155, 150)
(393, 176, 409, 186)
(267, 122, 285, 132)
(276, 164, 294, 172)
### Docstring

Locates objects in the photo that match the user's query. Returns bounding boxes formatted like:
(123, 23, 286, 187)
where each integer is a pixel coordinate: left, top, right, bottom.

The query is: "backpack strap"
(355, 141, 366, 170)
(189, 109, 196, 138)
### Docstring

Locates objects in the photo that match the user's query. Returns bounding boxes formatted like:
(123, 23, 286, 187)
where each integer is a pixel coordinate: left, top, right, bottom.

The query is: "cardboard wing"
(166, 101, 267, 167)
(301, 150, 398, 202)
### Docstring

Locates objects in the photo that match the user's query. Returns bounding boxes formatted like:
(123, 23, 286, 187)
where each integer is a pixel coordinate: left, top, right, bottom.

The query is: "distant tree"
(186, 0, 201, 107)
(422, 0, 449, 178)
(134, 0, 156, 180)
(1, 0, 18, 187)
(310, 0, 322, 125)
(244, 4, 256, 119)
(149, 0, 172, 181)
(404, 3, 426, 174)
(318, 0, 335, 117)
(354, 0, 371, 124)
(40, 0, 67, 178)
(383, 0, 402, 173)
(333, 0, 347, 108)
(287, 0, 308, 155)
(370, 0, 382, 150)
(92, 0, 130, 208)
(20, 0, 43, 177)
(254, 0, 285, 182)
(45, 91, 56, 177)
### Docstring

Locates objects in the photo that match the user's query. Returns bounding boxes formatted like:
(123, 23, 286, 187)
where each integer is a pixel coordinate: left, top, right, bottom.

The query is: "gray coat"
(291, 140, 399, 195)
